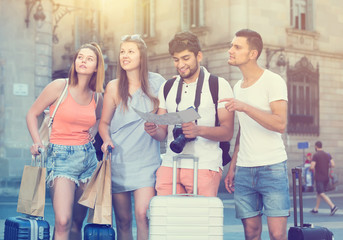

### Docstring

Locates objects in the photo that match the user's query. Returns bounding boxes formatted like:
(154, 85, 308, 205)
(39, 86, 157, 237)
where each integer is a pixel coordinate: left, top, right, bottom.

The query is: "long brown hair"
(117, 35, 159, 111)
(68, 42, 105, 92)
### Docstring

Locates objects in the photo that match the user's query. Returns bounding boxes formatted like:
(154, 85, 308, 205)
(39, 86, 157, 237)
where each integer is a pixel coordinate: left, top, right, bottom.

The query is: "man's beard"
(179, 64, 199, 79)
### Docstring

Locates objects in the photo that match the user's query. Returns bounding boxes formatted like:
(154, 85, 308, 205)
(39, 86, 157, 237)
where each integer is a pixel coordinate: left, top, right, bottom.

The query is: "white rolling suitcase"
(148, 154, 224, 240)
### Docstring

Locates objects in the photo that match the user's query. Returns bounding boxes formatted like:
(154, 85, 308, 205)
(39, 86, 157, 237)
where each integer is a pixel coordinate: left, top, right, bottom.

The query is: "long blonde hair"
(68, 42, 105, 92)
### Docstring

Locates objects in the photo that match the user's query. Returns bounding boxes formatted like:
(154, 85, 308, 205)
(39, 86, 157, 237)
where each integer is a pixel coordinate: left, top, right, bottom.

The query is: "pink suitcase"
(148, 154, 224, 239)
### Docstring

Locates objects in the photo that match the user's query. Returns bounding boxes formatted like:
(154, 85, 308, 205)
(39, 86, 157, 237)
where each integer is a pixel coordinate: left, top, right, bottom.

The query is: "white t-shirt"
(159, 67, 234, 171)
(234, 69, 288, 167)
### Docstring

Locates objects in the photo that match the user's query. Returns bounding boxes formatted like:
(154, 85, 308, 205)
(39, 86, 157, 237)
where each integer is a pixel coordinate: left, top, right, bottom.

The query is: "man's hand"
(225, 169, 235, 194)
(219, 98, 246, 112)
(181, 121, 199, 139)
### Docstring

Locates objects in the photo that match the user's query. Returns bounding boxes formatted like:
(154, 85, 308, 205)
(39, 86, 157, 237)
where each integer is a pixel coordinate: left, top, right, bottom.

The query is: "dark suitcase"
(4, 216, 50, 240)
(84, 224, 115, 240)
(288, 168, 334, 240)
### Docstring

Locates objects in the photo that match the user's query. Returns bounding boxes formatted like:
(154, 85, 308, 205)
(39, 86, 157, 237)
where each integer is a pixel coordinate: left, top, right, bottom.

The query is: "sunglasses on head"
(121, 34, 147, 47)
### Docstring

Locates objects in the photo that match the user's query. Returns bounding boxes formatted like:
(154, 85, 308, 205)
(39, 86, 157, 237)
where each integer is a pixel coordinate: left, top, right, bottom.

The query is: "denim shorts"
(46, 142, 98, 187)
(315, 179, 329, 194)
(234, 160, 290, 219)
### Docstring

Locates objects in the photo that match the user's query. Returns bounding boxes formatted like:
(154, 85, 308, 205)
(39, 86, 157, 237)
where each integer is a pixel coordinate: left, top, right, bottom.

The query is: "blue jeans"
(46, 142, 97, 187)
(234, 160, 290, 219)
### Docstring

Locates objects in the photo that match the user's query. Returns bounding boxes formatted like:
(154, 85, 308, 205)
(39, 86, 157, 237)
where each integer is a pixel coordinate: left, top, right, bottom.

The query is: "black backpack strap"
(209, 74, 219, 126)
(175, 77, 183, 109)
(163, 77, 177, 100)
(165, 68, 205, 114)
(194, 68, 205, 112)
(209, 74, 232, 166)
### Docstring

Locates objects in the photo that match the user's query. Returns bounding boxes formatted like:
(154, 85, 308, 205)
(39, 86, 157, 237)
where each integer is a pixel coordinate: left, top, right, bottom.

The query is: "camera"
(170, 125, 195, 153)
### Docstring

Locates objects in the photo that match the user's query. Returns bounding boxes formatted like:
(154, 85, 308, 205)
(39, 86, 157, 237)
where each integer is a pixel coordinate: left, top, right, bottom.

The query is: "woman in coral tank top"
(26, 42, 105, 240)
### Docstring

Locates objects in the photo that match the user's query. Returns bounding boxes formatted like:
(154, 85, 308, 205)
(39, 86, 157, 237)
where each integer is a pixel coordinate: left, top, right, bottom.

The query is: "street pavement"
(1, 187, 342, 240)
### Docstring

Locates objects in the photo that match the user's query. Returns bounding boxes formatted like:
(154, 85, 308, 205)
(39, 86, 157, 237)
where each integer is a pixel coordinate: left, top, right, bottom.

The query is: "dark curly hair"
(168, 31, 201, 56)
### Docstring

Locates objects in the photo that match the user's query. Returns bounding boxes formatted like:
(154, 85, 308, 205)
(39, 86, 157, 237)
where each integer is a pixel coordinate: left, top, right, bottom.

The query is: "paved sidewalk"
(1, 187, 342, 239)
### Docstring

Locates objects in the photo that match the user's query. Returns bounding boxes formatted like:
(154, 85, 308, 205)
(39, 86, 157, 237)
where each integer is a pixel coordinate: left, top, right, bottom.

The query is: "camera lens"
(170, 135, 187, 153)
(170, 125, 196, 153)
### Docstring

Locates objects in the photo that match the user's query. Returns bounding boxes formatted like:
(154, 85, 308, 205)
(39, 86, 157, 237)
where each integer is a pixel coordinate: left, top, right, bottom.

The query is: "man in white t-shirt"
(145, 31, 234, 197)
(220, 29, 290, 240)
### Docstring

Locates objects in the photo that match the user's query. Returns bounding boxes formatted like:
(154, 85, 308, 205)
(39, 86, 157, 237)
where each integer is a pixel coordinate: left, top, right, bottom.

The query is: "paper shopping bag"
(87, 158, 112, 225)
(17, 163, 46, 217)
(78, 160, 104, 208)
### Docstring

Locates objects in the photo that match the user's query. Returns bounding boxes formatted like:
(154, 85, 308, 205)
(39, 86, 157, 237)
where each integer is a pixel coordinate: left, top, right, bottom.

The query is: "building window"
(287, 57, 319, 135)
(181, 0, 204, 31)
(135, 0, 155, 38)
(290, 0, 314, 31)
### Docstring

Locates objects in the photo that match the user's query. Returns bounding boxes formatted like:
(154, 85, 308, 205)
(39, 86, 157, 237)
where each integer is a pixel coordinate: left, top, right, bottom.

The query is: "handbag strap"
(95, 92, 99, 105)
(48, 78, 68, 128)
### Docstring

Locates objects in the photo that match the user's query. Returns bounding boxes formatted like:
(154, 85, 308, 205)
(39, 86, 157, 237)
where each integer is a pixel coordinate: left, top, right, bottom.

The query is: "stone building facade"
(0, 0, 342, 194)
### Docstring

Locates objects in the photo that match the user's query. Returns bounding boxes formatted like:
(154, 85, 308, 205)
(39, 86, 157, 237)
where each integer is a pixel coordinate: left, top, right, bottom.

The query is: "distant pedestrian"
(310, 141, 338, 215)
(303, 153, 314, 192)
(327, 153, 337, 187)
(305, 152, 312, 164)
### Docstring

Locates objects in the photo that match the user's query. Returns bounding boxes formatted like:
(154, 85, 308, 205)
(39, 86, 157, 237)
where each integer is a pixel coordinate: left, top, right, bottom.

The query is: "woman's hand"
(144, 122, 159, 136)
(30, 143, 44, 156)
(101, 141, 115, 153)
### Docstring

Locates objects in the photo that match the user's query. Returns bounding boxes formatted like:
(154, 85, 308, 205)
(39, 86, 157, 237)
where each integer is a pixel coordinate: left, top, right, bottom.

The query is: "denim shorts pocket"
(47, 147, 68, 171)
(51, 148, 69, 161)
(265, 161, 287, 175)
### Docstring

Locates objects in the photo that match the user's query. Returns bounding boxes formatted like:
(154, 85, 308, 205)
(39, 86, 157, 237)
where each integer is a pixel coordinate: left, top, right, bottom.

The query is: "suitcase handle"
(172, 154, 199, 196)
(292, 167, 304, 227)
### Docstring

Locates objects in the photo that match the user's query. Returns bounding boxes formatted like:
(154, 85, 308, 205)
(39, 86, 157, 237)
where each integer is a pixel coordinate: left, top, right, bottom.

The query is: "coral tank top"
(49, 89, 96, 145)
